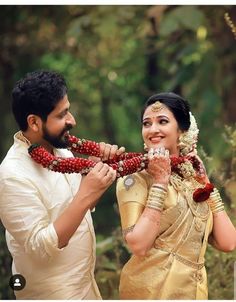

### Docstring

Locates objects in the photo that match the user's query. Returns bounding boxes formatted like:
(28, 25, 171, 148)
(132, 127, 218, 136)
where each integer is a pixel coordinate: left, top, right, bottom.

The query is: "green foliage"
(159, 6, 205, 36)
(95, 227, 130, 300)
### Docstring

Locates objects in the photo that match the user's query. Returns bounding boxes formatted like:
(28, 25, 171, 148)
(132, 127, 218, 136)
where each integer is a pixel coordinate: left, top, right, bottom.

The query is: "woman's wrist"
(208, 188, 225, 214)
(152, 183, 168, 191)
(145, 184, 167, 212)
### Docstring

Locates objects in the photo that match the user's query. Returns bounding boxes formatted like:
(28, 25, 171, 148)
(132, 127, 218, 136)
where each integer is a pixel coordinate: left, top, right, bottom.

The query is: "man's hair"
(12, 70, 68, 131)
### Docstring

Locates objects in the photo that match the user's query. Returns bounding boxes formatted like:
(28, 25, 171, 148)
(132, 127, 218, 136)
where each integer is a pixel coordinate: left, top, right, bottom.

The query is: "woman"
(116, 92, 236, 299)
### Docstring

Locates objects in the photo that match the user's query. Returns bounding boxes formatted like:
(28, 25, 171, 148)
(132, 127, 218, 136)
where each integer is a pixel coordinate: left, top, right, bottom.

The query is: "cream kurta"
(0, 132, 101, 300)
(116, 171, 213, 300)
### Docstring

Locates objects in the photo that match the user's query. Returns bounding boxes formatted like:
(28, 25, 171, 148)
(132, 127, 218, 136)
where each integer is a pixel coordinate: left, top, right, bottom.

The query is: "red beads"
(66, 135, 101, 157)
(28, 139, 149, 177)
(28, 135, 203, 181)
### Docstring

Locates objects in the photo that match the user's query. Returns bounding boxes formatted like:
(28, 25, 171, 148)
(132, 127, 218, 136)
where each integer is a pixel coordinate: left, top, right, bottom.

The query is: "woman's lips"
(149, 137, 163, 143)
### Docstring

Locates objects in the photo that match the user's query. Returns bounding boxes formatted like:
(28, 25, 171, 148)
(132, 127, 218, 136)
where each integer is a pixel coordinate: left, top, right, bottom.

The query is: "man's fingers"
(97, 163, 111, 177)
(109, 145, 118, 159)
(104, 167, 117, 182)
(99, 142, 125, 160)
(88, 156, 101, 163)
(93, 161, 105, 172)
(99, 142, 112, 161)
(116, 146, 126, 156)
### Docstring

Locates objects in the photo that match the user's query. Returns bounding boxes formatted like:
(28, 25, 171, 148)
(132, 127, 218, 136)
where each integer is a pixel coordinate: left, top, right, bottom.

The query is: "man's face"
(42, 95, 76, 148)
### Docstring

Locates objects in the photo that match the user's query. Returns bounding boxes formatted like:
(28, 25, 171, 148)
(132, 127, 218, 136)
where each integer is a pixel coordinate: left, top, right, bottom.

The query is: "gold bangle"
(146, 201, 164, 211)
(146, 186, 167, 211)
(152, 184, 167, 192)
(208, 188, 225, 214)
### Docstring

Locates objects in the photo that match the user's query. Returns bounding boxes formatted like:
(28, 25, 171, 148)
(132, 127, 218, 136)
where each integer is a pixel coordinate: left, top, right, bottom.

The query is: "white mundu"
(0, 131, 101, 300)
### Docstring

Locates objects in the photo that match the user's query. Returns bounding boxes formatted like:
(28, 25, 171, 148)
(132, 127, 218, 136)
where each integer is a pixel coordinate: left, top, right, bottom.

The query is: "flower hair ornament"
(178, 112, 199, 156)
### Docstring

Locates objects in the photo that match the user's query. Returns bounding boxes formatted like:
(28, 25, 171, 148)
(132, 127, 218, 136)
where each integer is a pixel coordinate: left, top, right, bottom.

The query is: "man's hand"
(54, 162, 117, 249)
(89, 142, 125, 162)
(99, 142, 125, 161)
(79, 162, 117, 205)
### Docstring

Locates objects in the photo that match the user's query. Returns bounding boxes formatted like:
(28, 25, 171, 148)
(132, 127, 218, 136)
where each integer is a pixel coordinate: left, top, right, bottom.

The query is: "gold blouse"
(116, 171, 213, 300)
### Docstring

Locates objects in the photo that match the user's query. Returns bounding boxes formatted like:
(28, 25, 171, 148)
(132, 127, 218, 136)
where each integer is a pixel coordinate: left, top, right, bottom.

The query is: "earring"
(178, 132, 192, 156)
(143, 143, 148, 152)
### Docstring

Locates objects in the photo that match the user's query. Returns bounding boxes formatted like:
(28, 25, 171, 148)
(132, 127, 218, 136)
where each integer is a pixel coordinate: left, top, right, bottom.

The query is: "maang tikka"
(151, 101, 163, 112)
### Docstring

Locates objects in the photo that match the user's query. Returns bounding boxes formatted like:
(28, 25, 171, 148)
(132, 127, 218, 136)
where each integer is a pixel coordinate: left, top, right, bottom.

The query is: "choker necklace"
(28, 134, 214, 202)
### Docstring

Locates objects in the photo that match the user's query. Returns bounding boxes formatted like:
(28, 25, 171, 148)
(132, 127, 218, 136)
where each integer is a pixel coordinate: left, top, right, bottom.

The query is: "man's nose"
(66, 112, 76, 127)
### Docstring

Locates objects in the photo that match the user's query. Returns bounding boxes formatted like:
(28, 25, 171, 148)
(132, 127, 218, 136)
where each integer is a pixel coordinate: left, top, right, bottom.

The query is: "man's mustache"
(60, 124, 73, 136)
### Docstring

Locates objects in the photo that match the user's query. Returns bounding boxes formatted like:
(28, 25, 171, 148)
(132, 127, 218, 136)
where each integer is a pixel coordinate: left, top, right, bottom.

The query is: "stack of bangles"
(145, 184, 167, 212)
(208, 188, 225, 214)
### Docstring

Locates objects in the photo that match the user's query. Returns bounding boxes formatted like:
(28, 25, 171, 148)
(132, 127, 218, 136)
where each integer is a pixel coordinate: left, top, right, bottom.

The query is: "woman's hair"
(12, 70, 67, 131)
(141, 92, 191, 131)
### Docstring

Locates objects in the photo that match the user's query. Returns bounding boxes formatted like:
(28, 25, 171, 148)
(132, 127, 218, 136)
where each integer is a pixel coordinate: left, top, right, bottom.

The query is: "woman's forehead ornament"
(151, 101, 163, 112)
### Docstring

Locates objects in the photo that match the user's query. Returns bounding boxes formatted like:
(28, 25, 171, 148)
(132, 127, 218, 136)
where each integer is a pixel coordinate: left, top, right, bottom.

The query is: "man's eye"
(58, 111, 68, 118)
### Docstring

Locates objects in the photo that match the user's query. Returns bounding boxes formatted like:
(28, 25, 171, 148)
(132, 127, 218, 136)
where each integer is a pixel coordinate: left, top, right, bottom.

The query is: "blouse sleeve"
(0, 176, 63, 262)
(116, 173, 149, 234)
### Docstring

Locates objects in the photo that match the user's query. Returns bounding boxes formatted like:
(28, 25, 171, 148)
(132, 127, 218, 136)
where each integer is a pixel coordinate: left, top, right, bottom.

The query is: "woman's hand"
(147, 147, 171, 185)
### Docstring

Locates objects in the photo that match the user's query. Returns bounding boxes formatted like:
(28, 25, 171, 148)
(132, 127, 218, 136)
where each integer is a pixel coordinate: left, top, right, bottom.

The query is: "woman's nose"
(149, 123, 160, 133)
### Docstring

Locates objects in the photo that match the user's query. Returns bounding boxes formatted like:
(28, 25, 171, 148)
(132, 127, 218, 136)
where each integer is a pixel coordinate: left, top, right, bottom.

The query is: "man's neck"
(22, 131, 54, 154)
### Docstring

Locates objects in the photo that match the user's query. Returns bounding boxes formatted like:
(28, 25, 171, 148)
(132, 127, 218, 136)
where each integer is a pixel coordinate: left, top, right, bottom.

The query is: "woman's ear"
(27, 115, 42, 132)
(177, 129, 184, 146)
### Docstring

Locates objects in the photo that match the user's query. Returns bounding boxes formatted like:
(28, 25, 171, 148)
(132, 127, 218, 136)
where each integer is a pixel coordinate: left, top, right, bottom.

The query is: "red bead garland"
(66, 134, 101, 157)
(66, 134, 143, 163)
(28, 136, 148, 177)
(28, 134, 214, 202)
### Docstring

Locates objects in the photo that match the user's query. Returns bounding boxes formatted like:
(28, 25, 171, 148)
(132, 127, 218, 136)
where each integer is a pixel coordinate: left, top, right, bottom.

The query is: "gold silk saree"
(116, 171, 212, 300)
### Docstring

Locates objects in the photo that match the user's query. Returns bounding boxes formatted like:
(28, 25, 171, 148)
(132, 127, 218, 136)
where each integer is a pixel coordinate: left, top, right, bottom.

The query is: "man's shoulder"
(0, 145, 30, 179)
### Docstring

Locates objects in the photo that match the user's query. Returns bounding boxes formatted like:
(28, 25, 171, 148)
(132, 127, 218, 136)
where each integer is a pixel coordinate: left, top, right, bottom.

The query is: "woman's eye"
(143, 121, 151, 127)
(160, 119, 168, 124)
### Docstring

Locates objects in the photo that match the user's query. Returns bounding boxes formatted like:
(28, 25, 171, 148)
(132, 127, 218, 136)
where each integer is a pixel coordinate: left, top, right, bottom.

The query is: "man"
(0, 70, 124, 299)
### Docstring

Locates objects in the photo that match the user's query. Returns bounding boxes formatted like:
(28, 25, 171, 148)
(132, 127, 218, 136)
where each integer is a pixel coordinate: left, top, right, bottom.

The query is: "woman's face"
(142, 103, 182, 156)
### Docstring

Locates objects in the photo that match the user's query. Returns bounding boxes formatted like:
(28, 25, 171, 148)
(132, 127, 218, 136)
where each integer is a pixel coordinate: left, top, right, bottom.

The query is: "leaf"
(159, 14, 180, 36)
(159, 6, 205, 36)
(174, 6, 205, 30)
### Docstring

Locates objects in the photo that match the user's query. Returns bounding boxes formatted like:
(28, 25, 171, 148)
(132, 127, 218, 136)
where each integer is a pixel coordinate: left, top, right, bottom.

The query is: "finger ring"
(160, 147, 165, 155)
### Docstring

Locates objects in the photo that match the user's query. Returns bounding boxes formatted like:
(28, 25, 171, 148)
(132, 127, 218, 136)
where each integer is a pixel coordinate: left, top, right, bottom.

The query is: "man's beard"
(42, 124, 73, 148)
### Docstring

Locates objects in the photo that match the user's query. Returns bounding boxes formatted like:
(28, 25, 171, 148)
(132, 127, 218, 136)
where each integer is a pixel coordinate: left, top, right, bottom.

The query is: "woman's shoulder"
(117, 170, 151, 190)
(116, 171, 150, 205)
